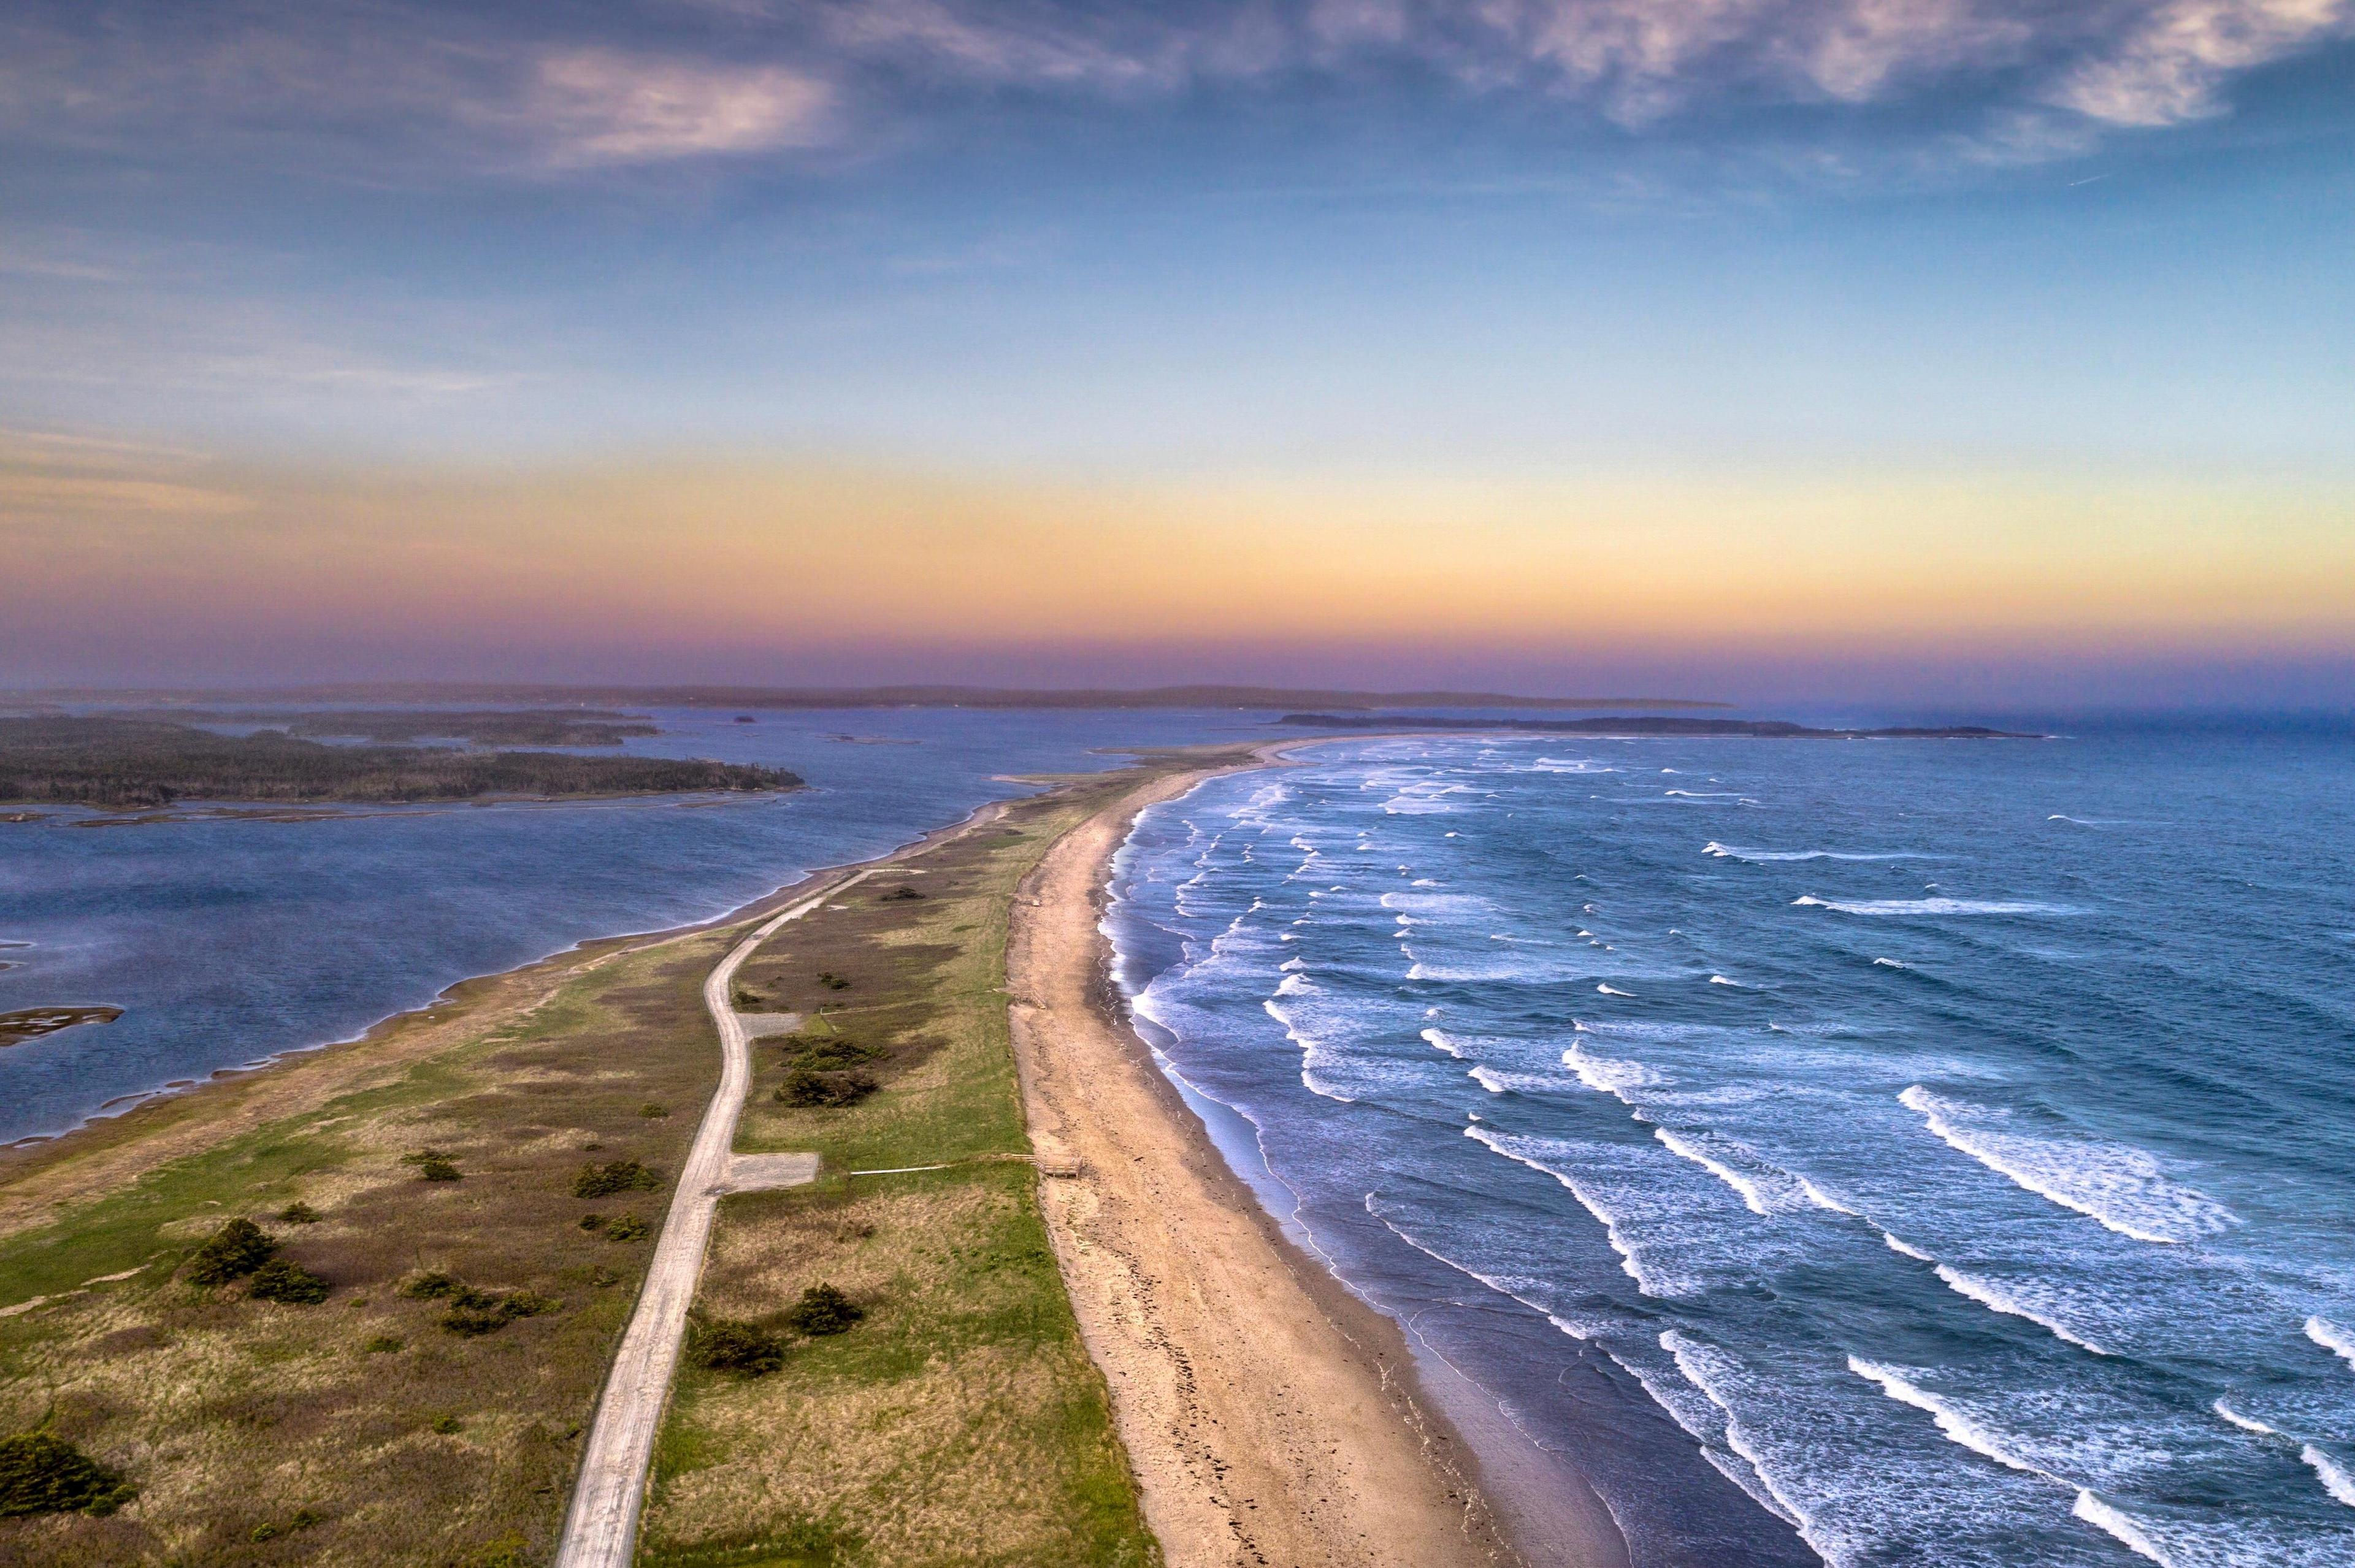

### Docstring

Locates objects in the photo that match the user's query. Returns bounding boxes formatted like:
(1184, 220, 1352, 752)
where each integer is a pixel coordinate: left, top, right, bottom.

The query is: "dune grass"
(641, 776, 1172, 1568)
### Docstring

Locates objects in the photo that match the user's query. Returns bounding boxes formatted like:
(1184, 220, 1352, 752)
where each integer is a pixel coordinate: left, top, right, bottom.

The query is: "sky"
(3, 0, 2351, 708)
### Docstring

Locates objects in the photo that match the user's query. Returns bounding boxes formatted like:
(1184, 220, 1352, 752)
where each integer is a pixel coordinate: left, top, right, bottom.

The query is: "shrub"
(431, 1414, 464, 1434)
(416, 1156, 460, 1181)
(686, 1317, 785, 1376)
(440, 1287, 557, 1336)
(248, 1257, 329, 1304)
(362, 1334, 404, 1354)
(731, 985, 764, 1008)
(573, 1159, 659, 1198)
(397, 1269, 462, 1300)
(603, 1212, 649, 1243)
(816, 971, 851, 990)
(185, 1217, 278, 1286)
(578, 1212, 607, 1232)
(638, 1101, 669, 1119)
(0, 1431, 136, 1518)
(775, 1066, 876, 1108)
(277, 1200, 322, 1224)
(784, 1037, 884, 1072)
(782, 1283, 864, 1337)
(878, 885, 924, 901)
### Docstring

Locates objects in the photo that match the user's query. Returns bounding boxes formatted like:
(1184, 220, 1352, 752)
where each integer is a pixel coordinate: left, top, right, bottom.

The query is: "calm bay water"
(0, 706, 1261, 1144)
(1108, 728, 2355, 1567)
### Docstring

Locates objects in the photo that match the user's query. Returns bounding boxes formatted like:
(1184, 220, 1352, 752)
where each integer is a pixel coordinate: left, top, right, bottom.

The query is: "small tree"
(277, 1200, 322, 1224)
(249, 1257, 329, 1304)
(185, 1217, 278, 1286)
(783, 1283, 864, 1337)
(0, 1431, 136, 1518)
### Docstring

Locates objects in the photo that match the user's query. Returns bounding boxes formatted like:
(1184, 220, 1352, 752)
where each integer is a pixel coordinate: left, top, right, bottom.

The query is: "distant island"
(9, 683, 1729, 713)
(121, 708, 661, 747)
(0, 717, 800, 809)
(1277, 714, 2042, 738)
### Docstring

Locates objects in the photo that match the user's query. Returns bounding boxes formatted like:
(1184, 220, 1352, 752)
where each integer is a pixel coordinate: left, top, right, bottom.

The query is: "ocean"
(0, 705, 1263, 1145)
(1106, 727, 2355, 1567)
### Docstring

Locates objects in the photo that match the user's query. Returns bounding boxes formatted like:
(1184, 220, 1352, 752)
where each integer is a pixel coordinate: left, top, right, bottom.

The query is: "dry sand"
(1009, 758, 1569, 1568)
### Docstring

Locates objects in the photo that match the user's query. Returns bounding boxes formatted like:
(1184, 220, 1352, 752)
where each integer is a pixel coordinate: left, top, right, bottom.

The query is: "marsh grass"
(0, 923, 735, 1565)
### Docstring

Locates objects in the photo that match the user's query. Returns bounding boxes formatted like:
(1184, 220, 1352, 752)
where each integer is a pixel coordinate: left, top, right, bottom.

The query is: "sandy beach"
(1007, 754, 1618, 1568)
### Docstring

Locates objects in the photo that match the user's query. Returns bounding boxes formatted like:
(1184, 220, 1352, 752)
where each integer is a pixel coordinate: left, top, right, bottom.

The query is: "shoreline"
(1008, 746, 1619, 1566)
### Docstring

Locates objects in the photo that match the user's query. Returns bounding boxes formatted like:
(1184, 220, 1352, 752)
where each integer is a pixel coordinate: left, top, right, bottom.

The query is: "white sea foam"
(1873, 957, 1910, 969)
(1653, 1128, 1772, 1215)
(1470, 1065, 1560, 1095)
(1420, 1027, 1465, 1058)
(1796, 1176, 1858, 1215)
(2308, 1316, 2355, 1368)
(1899, 1085, 2238, 1244)
(1882, 1230, 1936, 1261)
(2303, 1445, 2355, 1508)
(1563, 1043, 1660, 1096)
(2072, 1490, 2172, 1564)
(1661, 1332, 1822, 1543)
(1667, 790, 1746, 799)
(2211, 1398, 2275, 1436)
(1596, 982, 1637, 996)
(1848, 1358, 2043, 1475)
(1463, 1124, 1668, 1293)
(1705, 841, 1922, 863)
(1709, 974, 1746, 987)
(1274, 971, 1311, 996)
(1795, 895, 2076, 916)
(1531, 756, 1618, 773)
(1933, 1265, 2112, 1355)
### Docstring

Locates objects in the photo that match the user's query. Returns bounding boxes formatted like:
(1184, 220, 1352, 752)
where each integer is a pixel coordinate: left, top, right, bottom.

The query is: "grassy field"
(0, 922, 734, 1566)
(640, 776, 1165, 1568)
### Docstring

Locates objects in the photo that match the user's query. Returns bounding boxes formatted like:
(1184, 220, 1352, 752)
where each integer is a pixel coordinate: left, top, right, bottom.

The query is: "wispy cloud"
(0, 0, 2346, 180)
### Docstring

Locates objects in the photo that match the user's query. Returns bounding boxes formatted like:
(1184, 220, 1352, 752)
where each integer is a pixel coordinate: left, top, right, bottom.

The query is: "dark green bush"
(185, 1217, 278, 1286)
(638, 1101, 669, 1119)
(783, 1036, 885, 1071)
(578, 1212, 607, 1232)
(603, 1212, 649, 1243)
(0, 1431, 135, 1518)
(686, 1317, 785, 1375)
(362, 1334, 404, 1354)
(776, 1067, 876, 1108)
(277, 1200, 321, 1224)
(878, 885, 924, 901)
(573, 1159, 660, 1198)
(782, 1283, 864, 1337)
(816, 971, 852, 990)
(397, 1269, 462, 1300)
(249, 1257, 329, 1304)
(440, 1287, 557, 1336)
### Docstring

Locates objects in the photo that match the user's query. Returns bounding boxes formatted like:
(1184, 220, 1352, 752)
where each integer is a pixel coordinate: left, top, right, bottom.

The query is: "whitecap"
(1708, 974, 1746, 987)
(2307, 1315, 2355, 1369)
(1596, 982, 1637, 997)
(1933, 1265, 2112, 1355)
(1420, 1027, 1465, 1058)
(1563, 1042, 1660, 1097)
(1796, 1176, 1858, 1215)
(1706, 841, 1923, 863)
(2303, 1445, 2355, 1509)
(1653, 1128, 1772, 1216)
(1899, 1085, 2237, 1244)
(1873, 957, 1910, 969)
(1881, 1230, 1936, 1262)
(2212, 1398, 2276, 1436)
(2072, 1491, 2171, 1565)
(1848, 1358, 2045, 1475)
(1795, 895, 2076, 916)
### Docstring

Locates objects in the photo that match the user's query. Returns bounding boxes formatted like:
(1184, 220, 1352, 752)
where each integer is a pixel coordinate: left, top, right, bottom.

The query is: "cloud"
(519, 50, 834, 165)
(2051, 0, 2354, 124)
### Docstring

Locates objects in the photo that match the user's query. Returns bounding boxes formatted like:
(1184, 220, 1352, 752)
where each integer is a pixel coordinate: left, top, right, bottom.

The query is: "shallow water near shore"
(0, 706, 1263, 1143)
(1106, 726, 2355, 1567)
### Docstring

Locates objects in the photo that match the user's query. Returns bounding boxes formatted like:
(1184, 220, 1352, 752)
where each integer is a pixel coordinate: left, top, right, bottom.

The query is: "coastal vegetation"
(0, 716, 798, 808)
(111, 709, 662, 746)
(641, 770, 1180, 1568)
(0, 914, 737, 1564)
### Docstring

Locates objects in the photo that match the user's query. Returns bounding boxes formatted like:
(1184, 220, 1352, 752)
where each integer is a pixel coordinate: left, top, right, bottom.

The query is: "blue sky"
(2, 1, 2351, 700)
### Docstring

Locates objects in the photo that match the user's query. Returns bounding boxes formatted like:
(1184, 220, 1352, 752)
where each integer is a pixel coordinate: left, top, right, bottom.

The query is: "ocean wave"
(1881, 1230, 1936, 1261)
(1848, 1358, 2045, 1475)
(1463, 1125, 1692, 1296)
(1668, 790, 1747, 799)
(1563, 1042, 1661, 1097)
(1933, 1265, 2113, 1355)
(1596, 982, 1637, 996)
(1796, 1176, 1858, 1215)
(1872, 957, 1910, 969)
(1471, 1065, 1561, 1095)
(1531, 757, 1618, 773)
(1705, 842, 1923, 863)
(1262, 996, 1354, 1103)
(1420, 1026, 1465, 1058)
(2211, 1398, 2276, 1436)
(1663, 1332, 1824, 1545)
(1654, 1128, 1777, 1215)
(1795, 895, 2077, 916)
(1708, 974, 1747, 987)
(2072, 1491, 2170, 1564)
(2303, 1445, 2355, 1509)
(2307, 1315, 2355, 1369)
(1899, 1085, 2238, 1244)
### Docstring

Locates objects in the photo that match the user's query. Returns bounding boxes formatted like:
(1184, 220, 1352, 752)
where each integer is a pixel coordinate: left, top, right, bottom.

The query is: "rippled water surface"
(1108, 729, 2355, 1567)
(0, 706, 1262, 1142)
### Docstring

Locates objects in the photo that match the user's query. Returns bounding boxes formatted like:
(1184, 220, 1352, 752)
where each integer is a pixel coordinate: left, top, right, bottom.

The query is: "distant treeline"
(10, 683, 1728, 713)
(1277, 714, 2041, 739)
(0, 718, 800, 808)
(121, 708, 661, 747)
